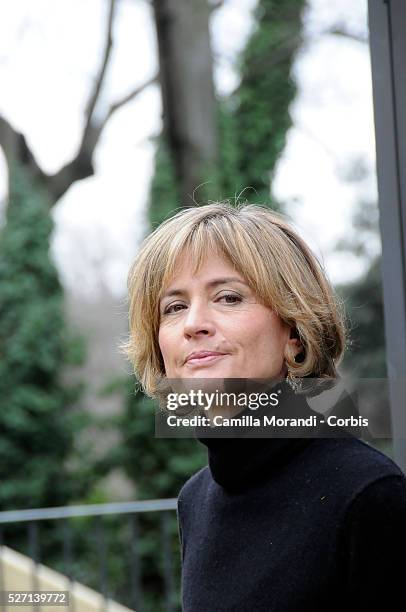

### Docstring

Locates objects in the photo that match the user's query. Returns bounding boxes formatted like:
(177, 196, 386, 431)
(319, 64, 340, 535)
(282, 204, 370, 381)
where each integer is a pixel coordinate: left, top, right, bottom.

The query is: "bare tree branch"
(47, 154, 94, 203)
(83, 0, 118, 137)
(0, 0, 156, 207)
(45, 0, 120, 204)
(327, 27, 368, 44)
(209, 0, 224, 12)
(104, 73, 159, 123)
(47, 74, 158, 203)
(80, 73, 158, 160)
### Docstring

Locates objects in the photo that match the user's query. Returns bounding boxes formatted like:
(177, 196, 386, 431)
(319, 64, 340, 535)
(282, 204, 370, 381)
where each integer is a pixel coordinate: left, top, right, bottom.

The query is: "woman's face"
(158, 251, 301, 380)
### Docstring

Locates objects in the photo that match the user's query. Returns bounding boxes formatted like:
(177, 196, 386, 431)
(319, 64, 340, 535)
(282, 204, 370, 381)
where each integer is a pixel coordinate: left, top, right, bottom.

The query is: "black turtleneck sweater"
(176, 384, 406, 611)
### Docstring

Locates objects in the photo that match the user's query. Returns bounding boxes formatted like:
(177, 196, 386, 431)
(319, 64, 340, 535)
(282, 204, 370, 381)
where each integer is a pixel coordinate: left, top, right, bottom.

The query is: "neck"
(196, 380, 315, 491)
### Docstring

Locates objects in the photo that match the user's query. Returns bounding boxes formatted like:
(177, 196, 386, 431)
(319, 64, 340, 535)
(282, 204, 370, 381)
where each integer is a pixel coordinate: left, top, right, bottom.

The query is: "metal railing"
(0, 498, 179, 612)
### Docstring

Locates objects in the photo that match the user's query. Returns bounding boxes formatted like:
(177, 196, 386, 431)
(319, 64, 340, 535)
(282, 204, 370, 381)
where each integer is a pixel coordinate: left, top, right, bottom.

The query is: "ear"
(286, 327, 303, 360)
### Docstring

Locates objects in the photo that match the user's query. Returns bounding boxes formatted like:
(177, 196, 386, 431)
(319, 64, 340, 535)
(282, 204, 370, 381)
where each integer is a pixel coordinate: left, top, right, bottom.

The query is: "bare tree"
(0, 0, 157, 209)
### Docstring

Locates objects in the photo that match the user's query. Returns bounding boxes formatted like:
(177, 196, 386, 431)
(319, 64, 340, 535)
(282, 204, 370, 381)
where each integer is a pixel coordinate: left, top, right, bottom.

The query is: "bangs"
(158, 221, 233, 299)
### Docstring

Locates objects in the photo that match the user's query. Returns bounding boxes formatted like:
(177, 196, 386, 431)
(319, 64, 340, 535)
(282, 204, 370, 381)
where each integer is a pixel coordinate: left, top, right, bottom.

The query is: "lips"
(185, 351, 227, 364)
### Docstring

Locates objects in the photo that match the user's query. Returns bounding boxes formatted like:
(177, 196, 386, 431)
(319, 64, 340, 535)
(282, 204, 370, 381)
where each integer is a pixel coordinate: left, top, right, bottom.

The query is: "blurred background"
(0, 0, 386, 611)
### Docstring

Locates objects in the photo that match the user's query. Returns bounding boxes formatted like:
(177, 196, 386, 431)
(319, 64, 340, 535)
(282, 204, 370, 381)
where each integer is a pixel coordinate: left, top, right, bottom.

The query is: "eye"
(163, 302, 186, 315)
(162, 292, 242, 315)
(218, 292, 242, 305)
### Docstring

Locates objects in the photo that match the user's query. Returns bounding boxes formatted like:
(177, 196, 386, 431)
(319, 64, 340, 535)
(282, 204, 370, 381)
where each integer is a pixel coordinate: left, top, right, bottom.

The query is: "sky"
(0, 0, 379, 299)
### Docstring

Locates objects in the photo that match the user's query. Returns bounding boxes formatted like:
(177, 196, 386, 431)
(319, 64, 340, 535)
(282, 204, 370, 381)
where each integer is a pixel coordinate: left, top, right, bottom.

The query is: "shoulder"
(344, 472, 406, 521)
(177, 465, 213, 539)
(336, 447, 406, 534)
(177, 465, 210, 513)
(292, 436, 405, 518)
(337, 471, 406, 606)
(306, 436, 404, 487)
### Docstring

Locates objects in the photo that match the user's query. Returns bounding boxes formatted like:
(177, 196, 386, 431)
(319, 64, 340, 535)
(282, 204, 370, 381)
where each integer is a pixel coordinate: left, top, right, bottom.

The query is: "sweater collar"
(196, 380, 315, 492)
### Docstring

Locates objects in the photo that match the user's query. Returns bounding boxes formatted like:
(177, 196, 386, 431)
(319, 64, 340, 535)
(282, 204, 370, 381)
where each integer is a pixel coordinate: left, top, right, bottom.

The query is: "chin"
(180, 365, 233, 379)
(185, 370, 225, 379)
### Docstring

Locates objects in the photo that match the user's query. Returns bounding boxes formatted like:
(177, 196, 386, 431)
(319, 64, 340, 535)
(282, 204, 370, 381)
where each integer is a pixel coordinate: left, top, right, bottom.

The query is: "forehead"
(173, 249, 237, 277)
(160, 248, 246, 296)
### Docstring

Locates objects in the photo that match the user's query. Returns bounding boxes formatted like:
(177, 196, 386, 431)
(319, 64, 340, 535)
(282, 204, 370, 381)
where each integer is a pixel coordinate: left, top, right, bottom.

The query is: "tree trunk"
(152, 0, 218, 205)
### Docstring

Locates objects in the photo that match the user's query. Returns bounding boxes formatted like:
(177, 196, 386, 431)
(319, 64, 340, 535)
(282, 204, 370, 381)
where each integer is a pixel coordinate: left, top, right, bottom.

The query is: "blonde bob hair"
(121, 202, 347, 398)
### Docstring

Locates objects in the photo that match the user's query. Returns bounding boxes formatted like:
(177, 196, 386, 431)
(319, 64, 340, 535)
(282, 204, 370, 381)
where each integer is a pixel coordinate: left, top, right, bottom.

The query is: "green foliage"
(148, 137, 221, 228)
(215, 100, 243, 199)
(336, 256, 392, 460)
(47, 512, 142, 609)
(338, 257, 386, 378)
(333, 193, 385, 378)
(100, 378, 206, 612)
(221, 0, 305, 205)
(334, 194, 390, 456)
(120, 390, 205, 612)
(118, 386, 206, 499)
(149, 138, 181, 229)
(0, 165, 93, 555)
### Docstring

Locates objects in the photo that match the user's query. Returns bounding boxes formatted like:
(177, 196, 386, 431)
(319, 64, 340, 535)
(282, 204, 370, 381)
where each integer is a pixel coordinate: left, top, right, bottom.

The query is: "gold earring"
(285, 355, 303, 394)
(285, 372, 302, 393)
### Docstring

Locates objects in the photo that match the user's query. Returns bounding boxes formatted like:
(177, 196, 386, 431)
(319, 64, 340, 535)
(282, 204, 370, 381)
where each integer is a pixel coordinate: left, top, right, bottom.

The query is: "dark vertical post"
(128, 514, 143, 611)
(62, 519, 74, 579)
(0, 528, 4, 612)
(95, 517, 108, 609)
(368, 0, 406, 471)
(160, 512, 176, 612)
(28, 522, 40, 594)
(62, 519, 75, 612)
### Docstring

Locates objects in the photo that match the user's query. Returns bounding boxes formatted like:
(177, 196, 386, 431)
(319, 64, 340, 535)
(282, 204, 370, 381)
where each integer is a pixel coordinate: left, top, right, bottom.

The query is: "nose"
(183, 301, 216, 338)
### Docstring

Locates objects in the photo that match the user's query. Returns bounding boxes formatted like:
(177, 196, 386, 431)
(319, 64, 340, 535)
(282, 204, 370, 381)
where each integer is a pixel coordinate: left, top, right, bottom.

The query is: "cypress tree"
(0, 165, 91, 556)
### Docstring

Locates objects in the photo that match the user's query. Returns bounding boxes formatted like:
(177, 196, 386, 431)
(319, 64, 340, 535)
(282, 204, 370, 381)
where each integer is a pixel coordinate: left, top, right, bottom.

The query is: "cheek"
(158, 325, 183, 372)
(158, 329, 171, 364)
(243, 313, 287, 357)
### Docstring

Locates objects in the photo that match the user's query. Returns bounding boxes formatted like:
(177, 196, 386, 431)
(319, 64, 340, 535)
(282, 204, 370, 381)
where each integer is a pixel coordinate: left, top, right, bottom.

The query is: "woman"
(123, 202, 406, 611)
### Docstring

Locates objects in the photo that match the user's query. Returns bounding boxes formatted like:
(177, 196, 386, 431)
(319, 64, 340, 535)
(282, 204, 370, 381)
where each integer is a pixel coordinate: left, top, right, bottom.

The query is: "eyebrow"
(160, 277, 249, 301)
